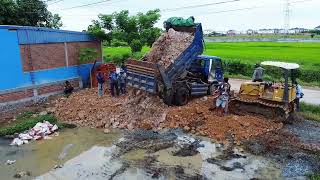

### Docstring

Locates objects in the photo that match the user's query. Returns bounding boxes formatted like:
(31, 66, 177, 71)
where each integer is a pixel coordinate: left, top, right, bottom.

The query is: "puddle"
(0, 128, 121, 179)
(36, 130, 285, 180)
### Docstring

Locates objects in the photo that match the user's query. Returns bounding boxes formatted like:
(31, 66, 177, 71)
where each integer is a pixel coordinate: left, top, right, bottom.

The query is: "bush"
(79, 48, 98, 64)
(129, 39, 143, 52)
(111, 39, 128, 47)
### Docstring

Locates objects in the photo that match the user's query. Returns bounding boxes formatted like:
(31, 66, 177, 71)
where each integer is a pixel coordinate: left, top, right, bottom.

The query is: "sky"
(48, 0, 320, 32)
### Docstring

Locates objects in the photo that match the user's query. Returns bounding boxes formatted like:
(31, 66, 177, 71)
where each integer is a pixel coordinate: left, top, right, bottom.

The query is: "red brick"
(0, 89, 33, 103)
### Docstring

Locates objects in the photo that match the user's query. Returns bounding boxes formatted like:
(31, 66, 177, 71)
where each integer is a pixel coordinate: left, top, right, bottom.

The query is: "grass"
(204, 42, 320, 70)
(0, 111, 75, 136)
(205, 34, 320, 39)
(308, 174, 320, 180)
(300, 102, 320, 122)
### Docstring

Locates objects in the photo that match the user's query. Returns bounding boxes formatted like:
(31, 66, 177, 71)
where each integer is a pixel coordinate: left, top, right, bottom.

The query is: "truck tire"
(163, 89, 174, 106)
(175, 87, 190, 106)
(208, 83, 218, 95)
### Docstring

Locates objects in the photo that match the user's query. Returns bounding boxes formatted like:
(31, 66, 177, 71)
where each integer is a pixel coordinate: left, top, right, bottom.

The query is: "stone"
(183, 126, 190, 132)
(6, 160, 16, 165)
(78, 111, 86, 119)
(191, 130, 196, 134)
(39, 111, 48, 116)
(201, 96, 208, 101)
(103, 129, 111, 134)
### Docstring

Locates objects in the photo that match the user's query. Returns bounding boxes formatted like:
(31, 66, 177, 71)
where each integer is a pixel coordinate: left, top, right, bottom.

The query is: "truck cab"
(189, 55, 223, 84)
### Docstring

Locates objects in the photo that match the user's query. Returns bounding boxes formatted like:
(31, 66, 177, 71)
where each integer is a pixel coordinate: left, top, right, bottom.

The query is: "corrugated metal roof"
(0, 25, 97, 44)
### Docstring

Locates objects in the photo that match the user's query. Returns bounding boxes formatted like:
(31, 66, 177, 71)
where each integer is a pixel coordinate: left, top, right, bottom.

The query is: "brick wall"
(0, 79, 80, 104)
(67, 41, 102, 66)
(0, 89, 33, 103)
(20, 43, 65, 71)
(37, 80, 79, 95)
(20, 41, 101, 72)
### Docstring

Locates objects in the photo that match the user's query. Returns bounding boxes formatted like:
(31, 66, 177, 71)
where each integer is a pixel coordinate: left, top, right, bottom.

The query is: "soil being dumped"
(142, 28, 194, 68)
(53, 88, 283, 143)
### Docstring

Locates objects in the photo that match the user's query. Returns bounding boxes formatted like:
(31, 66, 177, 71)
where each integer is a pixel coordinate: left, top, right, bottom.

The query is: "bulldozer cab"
(239, 61, 300, 104)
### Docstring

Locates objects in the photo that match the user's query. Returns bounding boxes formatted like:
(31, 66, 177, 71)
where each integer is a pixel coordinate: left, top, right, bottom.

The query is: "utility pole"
(284, 0, 290, 35)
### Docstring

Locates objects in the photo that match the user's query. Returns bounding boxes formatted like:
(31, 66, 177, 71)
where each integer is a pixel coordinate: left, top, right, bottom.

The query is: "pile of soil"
(142, 28, 194, 68)
(53, 89, 284, 143)
(164, 96, 283, 144)
(53, 88, 168, 130)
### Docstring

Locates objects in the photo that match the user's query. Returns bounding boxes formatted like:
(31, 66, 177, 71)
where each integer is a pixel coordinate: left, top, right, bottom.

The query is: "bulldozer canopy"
(261, 61, 299, 70)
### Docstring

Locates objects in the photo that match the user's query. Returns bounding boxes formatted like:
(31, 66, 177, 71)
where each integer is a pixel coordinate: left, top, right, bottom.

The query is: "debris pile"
(54, 88, 168, 130)
(142, 28, 194, 68)
(164, 96, 283, 143)
(53, 88, 284, 143)
(10, 121, 59, 146)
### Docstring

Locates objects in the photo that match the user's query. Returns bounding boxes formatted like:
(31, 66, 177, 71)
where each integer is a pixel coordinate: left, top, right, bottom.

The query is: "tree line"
(0, 0, 62, 29)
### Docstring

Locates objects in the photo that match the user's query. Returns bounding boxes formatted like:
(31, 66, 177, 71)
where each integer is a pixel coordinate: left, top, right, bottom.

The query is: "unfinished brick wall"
(0, 89, 33, 103)
(20, 41, 102, 72)
(67, 41, 102, 66)
(37, 80, 79, 95)
(0, 79, 80, 104)
(20, 43, 66, 71)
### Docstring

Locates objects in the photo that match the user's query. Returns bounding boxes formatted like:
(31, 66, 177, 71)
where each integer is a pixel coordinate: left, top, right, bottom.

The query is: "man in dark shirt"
(64, 81, 74, 97)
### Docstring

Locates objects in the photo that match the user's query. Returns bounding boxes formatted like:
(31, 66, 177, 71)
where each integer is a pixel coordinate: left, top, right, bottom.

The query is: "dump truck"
(229, 61, 299, 121)
(126, 23, 224, 106)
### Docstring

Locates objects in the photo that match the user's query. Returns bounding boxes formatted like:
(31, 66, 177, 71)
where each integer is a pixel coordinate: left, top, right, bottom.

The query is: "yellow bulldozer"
(230, 61, 300, 121)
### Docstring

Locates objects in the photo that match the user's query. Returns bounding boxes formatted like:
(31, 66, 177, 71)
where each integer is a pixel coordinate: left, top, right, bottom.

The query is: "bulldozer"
(230, 61, 300, 121)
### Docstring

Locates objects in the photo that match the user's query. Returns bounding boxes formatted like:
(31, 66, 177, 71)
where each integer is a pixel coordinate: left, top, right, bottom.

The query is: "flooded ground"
(1, 125, 319, 180)
(0, 128, 121, 179)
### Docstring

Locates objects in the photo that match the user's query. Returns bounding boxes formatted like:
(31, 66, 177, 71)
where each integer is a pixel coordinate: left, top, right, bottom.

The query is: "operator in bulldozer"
(252, 63, 264, 82)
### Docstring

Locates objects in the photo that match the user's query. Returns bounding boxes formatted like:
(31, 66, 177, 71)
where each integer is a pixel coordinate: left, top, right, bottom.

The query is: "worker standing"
(252, 63, 264, 82)
(294, 81, 304, 111)
(109, 71, 118, 96)
(119, 70, 127, 94)
(96, 72, 105, 97)
(214, 78, 231, 116)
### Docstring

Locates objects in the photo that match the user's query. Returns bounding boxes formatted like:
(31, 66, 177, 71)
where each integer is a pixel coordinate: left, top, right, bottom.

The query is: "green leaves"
(88, 9, 161, 53)
(79, 48, 99, 64)
(0, 0, 63, 28)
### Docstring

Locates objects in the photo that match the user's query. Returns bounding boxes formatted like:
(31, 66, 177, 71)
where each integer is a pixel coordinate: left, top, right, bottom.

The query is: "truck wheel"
(175, 87, 190, 106)
(163, 90, 173, 106)
(208, 84, 218, 95)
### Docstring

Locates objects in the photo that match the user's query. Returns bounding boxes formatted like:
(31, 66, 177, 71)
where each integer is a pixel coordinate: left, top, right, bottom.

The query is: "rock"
(39, 111, 48, 116)
(6, 160, 16, 165)
(201, 96, 208, 101)
(31, 114, 38, 118)
(78, 111, 86, 119)
(191, 130, 196, 134)
(183, 126, 191, 132)
(46, 107, 56, 113)
(13, 171, 31, 178)
(53, 164, 63, 169)
(104, 129, 111, 134)
(127, 124, 134, 131)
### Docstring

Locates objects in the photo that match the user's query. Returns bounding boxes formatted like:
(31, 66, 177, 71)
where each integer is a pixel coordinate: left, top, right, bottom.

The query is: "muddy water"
(0, 128, 121, 179)
(37, 132, 284, 180)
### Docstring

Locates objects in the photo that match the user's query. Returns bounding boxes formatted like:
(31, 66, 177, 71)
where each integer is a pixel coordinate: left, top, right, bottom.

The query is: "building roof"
(0, 25, 88, 35)
(261, 61, 299, 70)
(0, 25, 96, 45)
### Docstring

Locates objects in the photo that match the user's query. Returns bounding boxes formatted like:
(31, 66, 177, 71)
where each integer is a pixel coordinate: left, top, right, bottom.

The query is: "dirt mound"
(142, 28, 193, 68)
(53, 89, 283, 143)
(54, 88, 168, 130)
(164, 96, 283, 144)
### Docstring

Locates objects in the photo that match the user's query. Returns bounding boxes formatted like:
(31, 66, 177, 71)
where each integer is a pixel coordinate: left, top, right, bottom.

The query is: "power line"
(162, 0, 241, 12)
(57, 0, 115, 11)
(48, 0, 64, 5)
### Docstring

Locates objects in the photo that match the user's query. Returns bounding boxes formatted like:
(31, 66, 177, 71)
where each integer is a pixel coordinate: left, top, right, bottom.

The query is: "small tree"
(79, 48, 98, 64)
(130, 39, 143, 52)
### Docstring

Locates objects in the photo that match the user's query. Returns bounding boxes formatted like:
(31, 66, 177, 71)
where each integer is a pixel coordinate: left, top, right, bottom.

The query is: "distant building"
(315, 26, 320, 31)
(227, 30, 237, 36)
(246, 29, 255, 35)
(289, 28, 307, 34)
(258, 29, 275, 34)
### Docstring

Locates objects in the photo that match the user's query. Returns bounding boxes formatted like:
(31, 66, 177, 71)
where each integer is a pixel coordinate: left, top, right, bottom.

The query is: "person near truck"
(118, 70, 127, 94)
(109, 71, 119, 96)
(252, 63, 264, 82)
(214, 78, 231, 116)
(294, 81, 304, 111)
(96, 72, 105, 97)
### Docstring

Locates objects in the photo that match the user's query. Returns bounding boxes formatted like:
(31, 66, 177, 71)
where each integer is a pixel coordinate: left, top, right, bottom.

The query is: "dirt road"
(230, 79, 320, 105)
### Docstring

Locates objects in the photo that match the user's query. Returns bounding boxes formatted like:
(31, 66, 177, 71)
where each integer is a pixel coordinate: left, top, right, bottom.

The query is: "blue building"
(0, 26, 102, 105)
